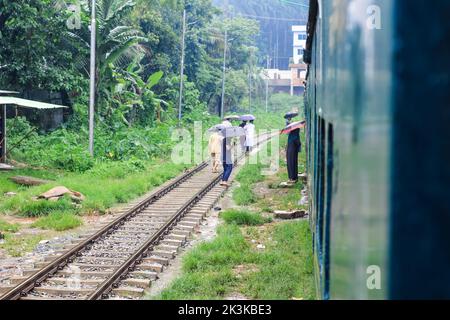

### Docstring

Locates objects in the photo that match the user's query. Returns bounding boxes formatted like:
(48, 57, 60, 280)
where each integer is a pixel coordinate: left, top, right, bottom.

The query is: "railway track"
(0, 133, 276, 300)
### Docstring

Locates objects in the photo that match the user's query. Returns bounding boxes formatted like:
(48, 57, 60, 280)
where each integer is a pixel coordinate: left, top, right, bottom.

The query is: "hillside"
(213, 0, 309, 69)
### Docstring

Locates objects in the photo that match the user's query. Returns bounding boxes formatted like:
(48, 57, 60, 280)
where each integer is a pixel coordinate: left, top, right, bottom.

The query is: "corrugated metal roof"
(0, 97, 67, 109)
(0, 90, 19, 95)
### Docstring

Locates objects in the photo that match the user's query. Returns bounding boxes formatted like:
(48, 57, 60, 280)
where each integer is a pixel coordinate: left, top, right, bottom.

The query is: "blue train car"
(304, 0, 450, 299)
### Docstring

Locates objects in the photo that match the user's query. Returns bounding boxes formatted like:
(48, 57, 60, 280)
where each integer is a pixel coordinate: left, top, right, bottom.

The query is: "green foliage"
(0, 233, 46, 257)
(0, 0, 84, 91)
(158, 221, 315, 300)
(213, 0, 309, 68)
(159, 224, 249, 300)
(8, 120, 95, 172)
(0, 160, 185, 218)
(32, 212, 83, 231)
(242, 222, 315, 300)
(18, 197, 75, 218)
(233, 161, 265, 205)
(7, 117, 179, 170)
(0, 219, 20, 233)
(221, 209, 271, 226)
(269, 93, 304, 114)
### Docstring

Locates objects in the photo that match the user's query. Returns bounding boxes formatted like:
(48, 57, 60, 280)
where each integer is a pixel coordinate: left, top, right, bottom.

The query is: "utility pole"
(220, 0, 228, 118)
(88, 0, 96, 157)
(178, 9, 187, 125)
(248, 48, 253, 112)
(265, 55, 270, 113)
(248, 72, 252, 112)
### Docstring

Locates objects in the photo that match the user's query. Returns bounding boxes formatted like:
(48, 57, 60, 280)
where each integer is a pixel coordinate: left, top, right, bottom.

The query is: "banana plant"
(67, 0, 147, 117)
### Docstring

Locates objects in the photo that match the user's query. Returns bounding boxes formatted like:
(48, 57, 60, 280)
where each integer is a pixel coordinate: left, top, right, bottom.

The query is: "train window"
(323, 122, 334, 299)
(316, 117, 326, 276)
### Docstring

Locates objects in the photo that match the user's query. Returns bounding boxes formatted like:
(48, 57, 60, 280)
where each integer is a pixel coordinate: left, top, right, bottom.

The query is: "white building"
(292, 25, 307, 64)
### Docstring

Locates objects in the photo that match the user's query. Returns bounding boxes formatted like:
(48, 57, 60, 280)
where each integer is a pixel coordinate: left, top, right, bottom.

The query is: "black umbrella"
(239, 114, 256, 121)
(284, 112, 299, 120)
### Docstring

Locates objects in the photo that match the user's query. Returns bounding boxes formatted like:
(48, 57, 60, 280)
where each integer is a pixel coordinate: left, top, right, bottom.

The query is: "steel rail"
(88, 173, 223, 300)
(0, 161, 208, 300)
(89, 132, 277, 300)
(1, 132, 278, 300)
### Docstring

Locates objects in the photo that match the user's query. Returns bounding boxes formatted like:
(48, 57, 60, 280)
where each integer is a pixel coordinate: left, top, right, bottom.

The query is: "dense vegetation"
(213, 0, 309, 69)
(0, 0, 279, 168)
(0, 1, 303, 234)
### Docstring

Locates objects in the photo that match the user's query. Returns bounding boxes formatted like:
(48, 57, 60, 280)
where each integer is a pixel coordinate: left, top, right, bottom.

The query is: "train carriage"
(304, 0, 450, 299)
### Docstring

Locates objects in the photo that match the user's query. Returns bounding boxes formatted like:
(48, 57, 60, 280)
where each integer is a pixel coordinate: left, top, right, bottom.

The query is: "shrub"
(221, 209, 271, 226)
(32, 212, 83, 231)
(19, 197, 74, 217)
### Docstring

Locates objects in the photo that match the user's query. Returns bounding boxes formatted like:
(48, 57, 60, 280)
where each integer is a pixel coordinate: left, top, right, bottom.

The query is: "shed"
(0, 96, 67, 164)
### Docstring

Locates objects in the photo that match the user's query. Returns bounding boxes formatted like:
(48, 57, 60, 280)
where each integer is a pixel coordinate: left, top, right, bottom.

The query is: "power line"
(233, 13, 307, 22)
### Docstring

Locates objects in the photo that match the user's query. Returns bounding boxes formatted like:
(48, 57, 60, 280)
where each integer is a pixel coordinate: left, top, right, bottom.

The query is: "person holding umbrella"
(239, 114, 256, 153)
(284, 111, 299, 126)
(220, 126, 234, 187)
(282, 121, 306, 185)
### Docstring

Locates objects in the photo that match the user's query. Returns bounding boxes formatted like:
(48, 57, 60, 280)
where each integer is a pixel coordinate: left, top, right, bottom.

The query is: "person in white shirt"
(208, 131, 223, 173)
(222, 119, 233, 128)
(244, 120, 255, 153)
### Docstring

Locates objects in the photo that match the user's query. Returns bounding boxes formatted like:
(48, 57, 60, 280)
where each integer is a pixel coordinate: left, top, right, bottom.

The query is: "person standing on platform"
(286, 128, 301, 184)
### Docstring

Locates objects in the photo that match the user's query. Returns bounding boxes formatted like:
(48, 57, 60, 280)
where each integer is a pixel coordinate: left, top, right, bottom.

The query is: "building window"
(297, 69, 302, 79)
(298, 48, 303, 55)
(297, 33, 306, 40)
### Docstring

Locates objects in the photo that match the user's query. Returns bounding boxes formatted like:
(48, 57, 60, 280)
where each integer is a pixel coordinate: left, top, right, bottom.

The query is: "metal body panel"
(389, 1, 450, 299)
(307, 0, 450, 300)
(307, 0, 393, 299)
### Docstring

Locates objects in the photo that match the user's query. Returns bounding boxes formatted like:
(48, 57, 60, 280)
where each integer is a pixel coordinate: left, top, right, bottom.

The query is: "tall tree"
(0, 0, 81, 92)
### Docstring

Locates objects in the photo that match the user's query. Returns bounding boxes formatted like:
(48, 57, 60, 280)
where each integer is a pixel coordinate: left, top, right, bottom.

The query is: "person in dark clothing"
(286, 128, 301, 183)
(221, 133, 233, 187)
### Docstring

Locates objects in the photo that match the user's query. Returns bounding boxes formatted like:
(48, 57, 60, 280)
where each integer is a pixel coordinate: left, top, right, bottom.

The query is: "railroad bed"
(0, 134, 275, 300)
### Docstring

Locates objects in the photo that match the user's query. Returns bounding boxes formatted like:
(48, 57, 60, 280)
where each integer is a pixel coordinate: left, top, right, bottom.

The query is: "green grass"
(0, 160, 187, 218)
(157, 119, 314, 300)
(0, 219, 20, 233)
(241, 221, 314, 299)
(221, 209, 271, 226)
(158, 221, 314, 300)
(0, 233, 46, 257)
(232, 143, 269, 206)
(256, 134, 308, 212)
(252, 95, 304, 132)
(159, 224, 252, 300)
(32, 212, 83, 231)
(0, 168, 62, 195)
